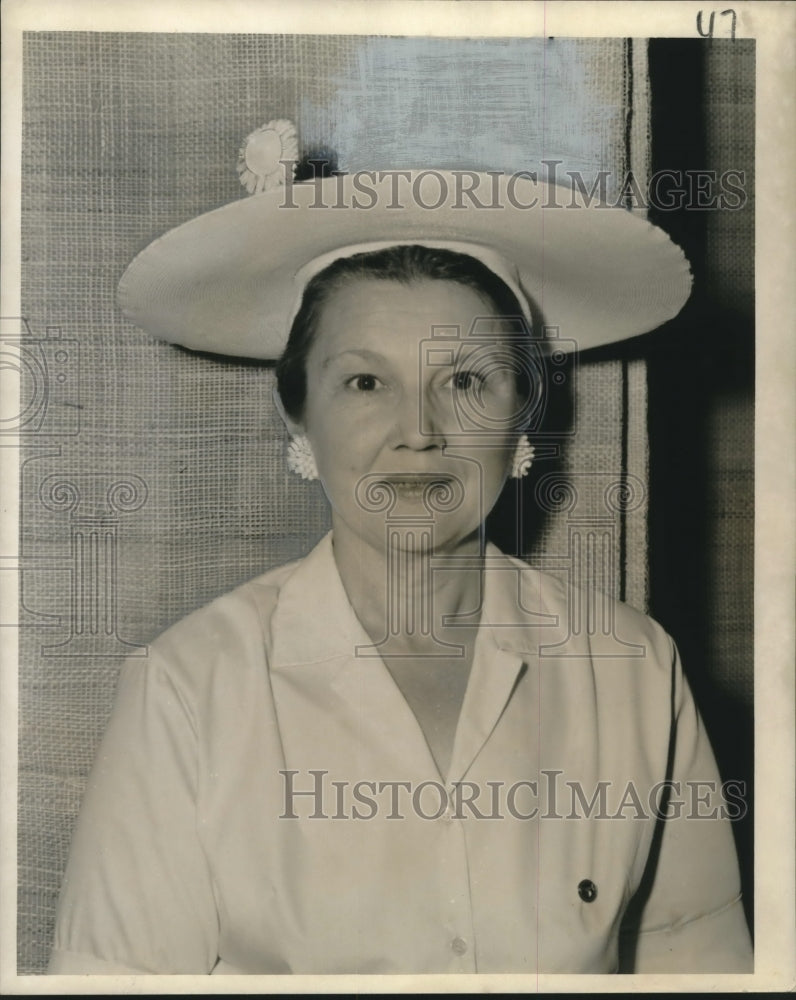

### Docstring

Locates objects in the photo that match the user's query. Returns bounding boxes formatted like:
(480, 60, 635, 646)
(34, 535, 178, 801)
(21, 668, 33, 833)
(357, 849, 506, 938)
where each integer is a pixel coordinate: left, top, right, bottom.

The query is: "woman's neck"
(330, 516, 485, 658)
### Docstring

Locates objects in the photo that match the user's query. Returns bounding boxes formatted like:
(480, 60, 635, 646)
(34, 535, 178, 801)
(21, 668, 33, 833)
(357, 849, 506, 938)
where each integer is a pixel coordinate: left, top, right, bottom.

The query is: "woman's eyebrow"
(321, 348, 388, 369)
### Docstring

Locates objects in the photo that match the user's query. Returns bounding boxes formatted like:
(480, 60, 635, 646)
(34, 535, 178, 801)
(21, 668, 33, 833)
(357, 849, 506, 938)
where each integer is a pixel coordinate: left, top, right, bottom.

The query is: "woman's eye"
(346, 373, 381, 392)
(451, 370, 483, 391)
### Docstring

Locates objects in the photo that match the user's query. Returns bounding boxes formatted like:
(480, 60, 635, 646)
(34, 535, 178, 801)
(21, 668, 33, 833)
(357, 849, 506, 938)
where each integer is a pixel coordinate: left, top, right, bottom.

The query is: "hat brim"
(117, 171, 692, 358)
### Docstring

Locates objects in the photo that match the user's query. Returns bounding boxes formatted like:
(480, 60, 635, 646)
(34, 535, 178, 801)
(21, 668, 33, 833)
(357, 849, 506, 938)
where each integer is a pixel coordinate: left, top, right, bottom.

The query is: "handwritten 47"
(697, 9, 737, 40)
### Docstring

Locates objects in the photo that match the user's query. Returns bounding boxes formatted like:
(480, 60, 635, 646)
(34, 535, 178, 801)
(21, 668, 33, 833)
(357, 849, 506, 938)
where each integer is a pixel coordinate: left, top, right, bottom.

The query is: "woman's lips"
(378, 474, 455, 501)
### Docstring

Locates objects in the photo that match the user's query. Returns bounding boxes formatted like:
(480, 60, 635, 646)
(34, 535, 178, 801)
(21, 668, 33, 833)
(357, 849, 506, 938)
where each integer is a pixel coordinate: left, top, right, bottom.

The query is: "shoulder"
(497, 545, 672, 638)
(159, 557, 298, 648)
(494, 551, 685, 779)
(488, 545, 677, 681)
(123, 554, 307, 698)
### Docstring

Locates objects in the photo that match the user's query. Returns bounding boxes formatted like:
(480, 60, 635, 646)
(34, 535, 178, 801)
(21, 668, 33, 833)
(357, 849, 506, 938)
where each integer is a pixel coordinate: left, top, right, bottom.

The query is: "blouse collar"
(266, 533, 566, 783)
(272, 532, 560, 669)
(268, 531, 559, 670)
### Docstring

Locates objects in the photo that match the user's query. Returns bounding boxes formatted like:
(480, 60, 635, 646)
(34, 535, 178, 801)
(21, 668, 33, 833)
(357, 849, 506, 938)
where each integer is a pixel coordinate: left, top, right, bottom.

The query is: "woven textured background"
(15, 33, 752, 973)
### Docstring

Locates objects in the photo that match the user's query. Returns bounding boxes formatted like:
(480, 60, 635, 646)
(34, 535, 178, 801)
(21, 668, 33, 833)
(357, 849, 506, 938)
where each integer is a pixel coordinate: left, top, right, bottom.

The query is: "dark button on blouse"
(578, 878, 598, 902)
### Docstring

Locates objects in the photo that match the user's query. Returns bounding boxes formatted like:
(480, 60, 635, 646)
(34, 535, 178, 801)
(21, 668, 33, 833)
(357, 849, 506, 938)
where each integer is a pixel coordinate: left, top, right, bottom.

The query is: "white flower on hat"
(237, 119, 298, 195)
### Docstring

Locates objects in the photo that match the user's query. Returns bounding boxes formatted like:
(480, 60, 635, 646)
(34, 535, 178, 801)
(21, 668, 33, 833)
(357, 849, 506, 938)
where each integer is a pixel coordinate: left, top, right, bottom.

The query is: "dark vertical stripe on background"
(646, 38, 754, 935)
(618, 38, 634, 603)
(623, 37, 635, 204)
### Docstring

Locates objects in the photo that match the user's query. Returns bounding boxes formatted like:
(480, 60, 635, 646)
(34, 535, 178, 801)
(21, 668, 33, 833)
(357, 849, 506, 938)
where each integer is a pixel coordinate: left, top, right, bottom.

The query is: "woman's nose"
(389, 387, 446, 451)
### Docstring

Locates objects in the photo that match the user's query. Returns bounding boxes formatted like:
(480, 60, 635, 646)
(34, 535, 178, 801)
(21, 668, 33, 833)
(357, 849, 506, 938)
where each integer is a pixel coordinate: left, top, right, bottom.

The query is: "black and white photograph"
(1, 0, 793, 992)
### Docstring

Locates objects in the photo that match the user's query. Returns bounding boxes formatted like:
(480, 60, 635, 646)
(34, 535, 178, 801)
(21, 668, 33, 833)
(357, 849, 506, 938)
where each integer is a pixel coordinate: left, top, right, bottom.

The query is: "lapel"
(269, 533, 440, 779)
(447, 546, 560, 783)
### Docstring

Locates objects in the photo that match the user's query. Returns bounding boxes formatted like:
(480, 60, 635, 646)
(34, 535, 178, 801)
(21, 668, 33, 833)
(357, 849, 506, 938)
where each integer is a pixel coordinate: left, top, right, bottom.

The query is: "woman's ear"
(272, 387, 304, 438)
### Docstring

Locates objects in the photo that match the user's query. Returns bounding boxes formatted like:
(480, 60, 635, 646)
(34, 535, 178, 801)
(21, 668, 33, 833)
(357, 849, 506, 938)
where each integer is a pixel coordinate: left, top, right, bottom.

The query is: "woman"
(48, 141, 752, 975)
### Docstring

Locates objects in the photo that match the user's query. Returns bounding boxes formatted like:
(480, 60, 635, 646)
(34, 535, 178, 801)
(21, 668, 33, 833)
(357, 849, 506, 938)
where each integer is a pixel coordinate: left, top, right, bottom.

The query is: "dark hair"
(275, 244, 532, 422)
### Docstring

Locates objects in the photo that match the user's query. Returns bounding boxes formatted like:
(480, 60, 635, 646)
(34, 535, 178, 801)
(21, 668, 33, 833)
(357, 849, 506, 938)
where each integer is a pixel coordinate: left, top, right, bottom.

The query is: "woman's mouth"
(379, 474, 456, 502)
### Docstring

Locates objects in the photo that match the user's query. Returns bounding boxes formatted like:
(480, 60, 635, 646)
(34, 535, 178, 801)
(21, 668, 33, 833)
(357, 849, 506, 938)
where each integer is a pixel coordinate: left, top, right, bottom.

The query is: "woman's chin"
(333, 515, 482, 559)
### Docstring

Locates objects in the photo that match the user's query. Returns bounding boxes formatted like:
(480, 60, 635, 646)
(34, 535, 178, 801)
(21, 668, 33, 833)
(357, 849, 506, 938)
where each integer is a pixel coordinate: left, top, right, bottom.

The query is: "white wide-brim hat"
(117, 168, 692, 358)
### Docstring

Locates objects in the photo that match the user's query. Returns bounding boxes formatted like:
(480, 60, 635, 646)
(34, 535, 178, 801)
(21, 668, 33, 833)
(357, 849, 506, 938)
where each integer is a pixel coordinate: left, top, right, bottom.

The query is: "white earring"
(286, 435, 318, 480)
(510, 434, 535, 479)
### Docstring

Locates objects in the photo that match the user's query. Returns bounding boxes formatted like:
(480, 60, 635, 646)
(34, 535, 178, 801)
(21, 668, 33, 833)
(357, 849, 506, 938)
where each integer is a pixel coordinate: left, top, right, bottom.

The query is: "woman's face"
(299, 277, 528, 555)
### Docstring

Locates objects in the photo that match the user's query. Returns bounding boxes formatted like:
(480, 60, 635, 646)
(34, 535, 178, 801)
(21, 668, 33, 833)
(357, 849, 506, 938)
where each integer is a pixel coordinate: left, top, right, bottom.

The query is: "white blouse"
(49, 533, 752, 974)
